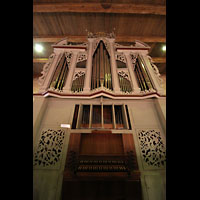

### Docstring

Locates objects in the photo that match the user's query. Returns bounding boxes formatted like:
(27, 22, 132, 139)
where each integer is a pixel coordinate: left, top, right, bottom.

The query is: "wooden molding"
(33, 57, 166, 64)
(33, 35, 166, 43)
(33, 3, 166, 15)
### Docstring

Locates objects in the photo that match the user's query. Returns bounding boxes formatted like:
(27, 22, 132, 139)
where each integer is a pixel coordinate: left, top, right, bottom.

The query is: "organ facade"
(33, 33, 166, 200)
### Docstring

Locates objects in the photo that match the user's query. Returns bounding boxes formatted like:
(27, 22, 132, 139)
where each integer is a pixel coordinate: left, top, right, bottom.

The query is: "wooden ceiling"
(33, 0, 166, 93)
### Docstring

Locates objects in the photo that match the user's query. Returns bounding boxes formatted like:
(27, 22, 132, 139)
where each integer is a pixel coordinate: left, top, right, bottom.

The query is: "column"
(125, 52, 141, 93)
(83, 38, 94, 92)
(140, 55, 165, 95)
(63, 51, 78, 93)
(109, 39, 121, 93)
(38, 52, 62, 93)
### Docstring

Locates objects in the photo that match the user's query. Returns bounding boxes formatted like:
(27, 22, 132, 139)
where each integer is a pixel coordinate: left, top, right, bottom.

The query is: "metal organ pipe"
(50, 54, 69, 91)
(91, 41, 112, 91)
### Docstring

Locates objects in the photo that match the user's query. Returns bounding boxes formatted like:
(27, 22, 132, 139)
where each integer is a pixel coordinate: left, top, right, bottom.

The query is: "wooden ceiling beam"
(151, 57, 166, 63)
(33, 3, 166, 15)
(33, 35, 166, 43)
(33, 58, 48, 63)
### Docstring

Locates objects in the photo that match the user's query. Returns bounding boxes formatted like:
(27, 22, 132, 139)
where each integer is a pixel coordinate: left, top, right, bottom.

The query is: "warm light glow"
(34, 44, 43, 53)
(162, 45, 166, 51)
(61, 124, 71, 128)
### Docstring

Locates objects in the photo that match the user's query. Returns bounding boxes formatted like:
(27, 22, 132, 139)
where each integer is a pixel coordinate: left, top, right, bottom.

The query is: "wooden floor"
(62, 179, 143, 200)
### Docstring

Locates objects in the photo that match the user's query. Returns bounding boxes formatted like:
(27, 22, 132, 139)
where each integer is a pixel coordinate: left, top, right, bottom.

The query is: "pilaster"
(125, 52, 141, 93)
(63, 51, 78, 92)
(33, 96, 48, 143)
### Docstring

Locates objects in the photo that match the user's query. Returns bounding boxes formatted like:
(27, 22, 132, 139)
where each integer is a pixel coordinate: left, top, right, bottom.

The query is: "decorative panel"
(137, 129, 166, 169)
(33, 129, 66, 169)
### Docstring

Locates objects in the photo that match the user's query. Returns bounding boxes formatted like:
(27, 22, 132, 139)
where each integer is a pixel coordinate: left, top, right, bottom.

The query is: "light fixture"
(60, 124, 71, 128)
(34, 43, 43, 53)
(162, 45, 166, 52)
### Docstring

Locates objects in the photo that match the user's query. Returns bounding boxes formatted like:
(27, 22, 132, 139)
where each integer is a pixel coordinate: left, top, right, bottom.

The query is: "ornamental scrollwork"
(147, 55, 163, 85)
(77, 53, 87, 63)
(115, 53, 126, 63)
(38, 53, 56, 86)
(72, 71, 85, 81)
(86, 31, 115, 39)
(65, 52, 73, 66)
(130, 53, 138, 66)
(33, 129, 65, 169)
(118, 71, 130, 81)
(137, 129, 166, 168)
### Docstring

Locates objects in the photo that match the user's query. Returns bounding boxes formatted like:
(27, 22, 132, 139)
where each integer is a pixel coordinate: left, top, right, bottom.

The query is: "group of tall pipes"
(50, 54, 69, 90)
(91, 41, 113, 90)
(134, 56, 154, 91)
(71, 74, 85, 92)
(49, 43, 154, 93)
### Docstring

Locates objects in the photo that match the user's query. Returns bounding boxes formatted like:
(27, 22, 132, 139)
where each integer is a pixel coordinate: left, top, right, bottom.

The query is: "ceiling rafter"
(33, 3, 166, 15)
(33, 35, 166, 43)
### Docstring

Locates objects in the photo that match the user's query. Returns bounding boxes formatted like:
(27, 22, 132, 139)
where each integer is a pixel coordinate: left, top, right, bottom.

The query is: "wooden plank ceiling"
(33, 0, 166, 94)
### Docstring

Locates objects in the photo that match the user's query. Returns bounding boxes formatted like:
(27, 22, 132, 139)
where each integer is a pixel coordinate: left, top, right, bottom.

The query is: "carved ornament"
(115, 52, 126, 63)
(38, 53, 56, 86)
(77, 53, 87, 63)
(137, 129, 166, 168)
(33, 129, 65, 169)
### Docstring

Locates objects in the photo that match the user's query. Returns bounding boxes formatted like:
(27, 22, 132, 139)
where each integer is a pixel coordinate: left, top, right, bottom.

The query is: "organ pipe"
(135, 56, 154, 91)
(71, 74, 85, 92)
(50, 54, 69, 91)
(91, 41, 112, 90)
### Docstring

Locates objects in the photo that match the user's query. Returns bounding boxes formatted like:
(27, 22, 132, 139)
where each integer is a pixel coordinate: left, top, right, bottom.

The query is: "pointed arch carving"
(92, 38, 110, 56)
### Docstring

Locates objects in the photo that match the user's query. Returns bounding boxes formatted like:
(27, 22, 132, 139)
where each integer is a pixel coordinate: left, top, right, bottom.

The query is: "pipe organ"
(39, 37, 165, 96)
(34, 35, 166, 200)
